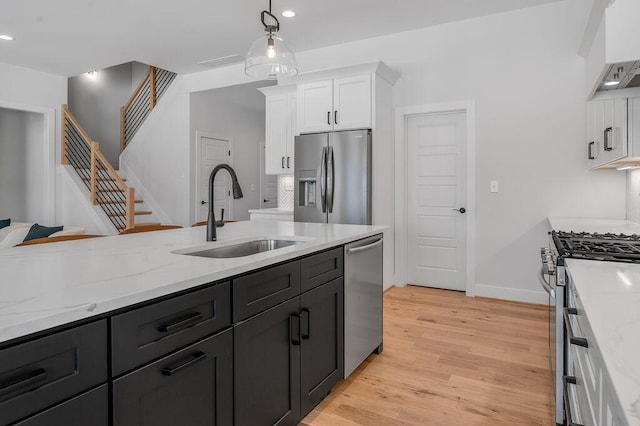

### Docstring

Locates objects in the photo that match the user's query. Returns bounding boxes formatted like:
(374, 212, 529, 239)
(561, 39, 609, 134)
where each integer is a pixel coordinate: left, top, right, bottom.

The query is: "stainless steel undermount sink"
(179, 239, 301, 259)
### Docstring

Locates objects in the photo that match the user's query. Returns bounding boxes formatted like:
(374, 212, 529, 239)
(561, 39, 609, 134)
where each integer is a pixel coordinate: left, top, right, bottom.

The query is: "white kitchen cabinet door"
(297, 80, 333, 134)
(607, 98, 628, 163)
(285, 95, 296, 172)
(333, 74, 371, 131)
(265, 94, 288, 174)
(587, 101, 602, 166)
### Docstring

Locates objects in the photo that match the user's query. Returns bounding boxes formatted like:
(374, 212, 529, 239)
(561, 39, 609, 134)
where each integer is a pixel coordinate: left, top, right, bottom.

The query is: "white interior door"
(407, 112, 467, 291)
(260, 139, 278, 208)
(197, 135, 231, 223)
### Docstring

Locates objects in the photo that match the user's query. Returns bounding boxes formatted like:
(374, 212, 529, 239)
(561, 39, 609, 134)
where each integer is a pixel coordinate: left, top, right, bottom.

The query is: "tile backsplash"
(278, 175, 294, 210)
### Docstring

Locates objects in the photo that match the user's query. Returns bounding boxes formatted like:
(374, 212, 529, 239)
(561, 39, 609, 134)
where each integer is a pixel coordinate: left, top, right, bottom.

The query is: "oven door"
(539, 266, 565, 425)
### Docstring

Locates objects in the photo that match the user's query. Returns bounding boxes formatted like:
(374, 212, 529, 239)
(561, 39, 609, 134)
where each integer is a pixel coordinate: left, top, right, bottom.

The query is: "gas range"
(552, 230, 640, 263)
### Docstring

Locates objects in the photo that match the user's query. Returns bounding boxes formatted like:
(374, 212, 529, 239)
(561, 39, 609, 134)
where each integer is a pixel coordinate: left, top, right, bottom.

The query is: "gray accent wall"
(0, 108, 46, 223)
(68, 62, 150, 168)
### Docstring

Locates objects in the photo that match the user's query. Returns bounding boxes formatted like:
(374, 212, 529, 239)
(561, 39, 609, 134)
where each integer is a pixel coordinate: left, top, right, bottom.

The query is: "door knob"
(452, 207, 466, 214)
(201, 200, 209, 205)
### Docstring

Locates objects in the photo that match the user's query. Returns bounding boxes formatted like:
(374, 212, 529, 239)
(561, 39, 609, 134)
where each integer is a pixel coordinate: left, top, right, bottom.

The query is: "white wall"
(120, 77, 191, 226)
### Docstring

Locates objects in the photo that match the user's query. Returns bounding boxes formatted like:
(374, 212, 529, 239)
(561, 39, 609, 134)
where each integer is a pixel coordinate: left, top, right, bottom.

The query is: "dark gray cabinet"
(0, 320, 107, 425)
(234, 249, 345, 425)
(113, 328, 233, 426)
(14, 385, 108, 426)
(300, 277, 344, 416)
(234, 297, 301, 426)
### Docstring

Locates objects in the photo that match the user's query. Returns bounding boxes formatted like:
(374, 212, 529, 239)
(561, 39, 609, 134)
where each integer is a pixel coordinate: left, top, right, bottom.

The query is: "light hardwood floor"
(301, 285, 554, 426)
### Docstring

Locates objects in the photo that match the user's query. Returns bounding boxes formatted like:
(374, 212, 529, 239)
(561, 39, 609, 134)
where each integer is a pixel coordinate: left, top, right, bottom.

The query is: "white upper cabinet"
(297, 74, 372, 134)
(260, 86, 297, 175)
(333, 75, 372, 131)
(297, 81, 333, 134)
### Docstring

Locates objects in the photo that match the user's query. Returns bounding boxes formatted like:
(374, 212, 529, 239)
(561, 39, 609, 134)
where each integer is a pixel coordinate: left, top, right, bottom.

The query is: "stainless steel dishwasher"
(344, 234, 383, 378)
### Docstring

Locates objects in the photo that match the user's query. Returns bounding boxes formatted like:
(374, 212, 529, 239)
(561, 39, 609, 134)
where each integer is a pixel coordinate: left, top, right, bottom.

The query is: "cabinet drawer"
(233, 261, 300, 322)
(14, 384, 108, 426)
(300, 247, 343, 293)
(111, 282, 231, 375)
(113, 328, 233, 426)
(0, 320, 107, 425)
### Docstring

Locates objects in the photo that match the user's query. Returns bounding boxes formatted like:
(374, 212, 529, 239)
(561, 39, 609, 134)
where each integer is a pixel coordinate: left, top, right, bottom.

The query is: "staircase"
(62, 105, 154, 232)
(61, 65, 177, 232)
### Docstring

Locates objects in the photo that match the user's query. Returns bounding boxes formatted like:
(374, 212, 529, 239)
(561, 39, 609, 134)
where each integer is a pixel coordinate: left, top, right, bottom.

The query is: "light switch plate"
(490, 180, 499, 193)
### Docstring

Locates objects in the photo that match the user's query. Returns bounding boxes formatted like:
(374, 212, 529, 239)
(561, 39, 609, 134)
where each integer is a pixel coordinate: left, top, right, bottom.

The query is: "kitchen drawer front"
(113, 328, 233, 426)
(14, 384, 108, 426)
(0, 320, 107, 425)
(567, 345, 596, 426)
(111, 282, 231, 376)
(300, 247, 344, 293)
(233, 261, 300, 322)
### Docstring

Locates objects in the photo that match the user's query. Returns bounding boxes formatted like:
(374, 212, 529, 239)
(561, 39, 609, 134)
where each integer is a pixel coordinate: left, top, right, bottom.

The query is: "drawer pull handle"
(161, 351, 207, 376)
(0, 368, 47, 396)
(563, 375, 585, 426)
(158, 312, 204, 333)
(301, 308, 310, 340)
(289, 313, 301, 346)
(564, 307, 589, 348)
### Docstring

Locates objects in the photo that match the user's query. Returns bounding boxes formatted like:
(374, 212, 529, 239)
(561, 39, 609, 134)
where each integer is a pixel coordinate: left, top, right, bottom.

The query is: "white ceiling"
(0, 0, 562, 77)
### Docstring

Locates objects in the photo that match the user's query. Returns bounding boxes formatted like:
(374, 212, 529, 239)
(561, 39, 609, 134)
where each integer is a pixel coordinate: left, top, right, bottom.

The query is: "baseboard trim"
(383, 284, 396, 293)
(475, 284, 548, 305)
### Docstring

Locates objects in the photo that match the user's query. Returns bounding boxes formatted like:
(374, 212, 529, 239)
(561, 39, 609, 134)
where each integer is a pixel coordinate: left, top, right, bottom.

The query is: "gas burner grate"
(552, 230, 640, 263)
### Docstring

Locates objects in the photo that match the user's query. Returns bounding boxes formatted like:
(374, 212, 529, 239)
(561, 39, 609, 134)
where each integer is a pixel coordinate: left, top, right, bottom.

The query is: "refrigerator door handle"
(327, 146, 335, 213)
(320, 147, 327, 213)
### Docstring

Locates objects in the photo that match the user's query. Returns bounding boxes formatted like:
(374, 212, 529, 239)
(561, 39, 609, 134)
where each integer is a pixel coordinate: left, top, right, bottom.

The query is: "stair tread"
(107, 210, 152, 217)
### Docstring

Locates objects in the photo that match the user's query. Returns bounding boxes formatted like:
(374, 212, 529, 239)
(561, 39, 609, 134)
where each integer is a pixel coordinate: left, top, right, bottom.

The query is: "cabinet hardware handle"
(320, 147, 327, 213)
(0, 368, 47, 397)
(161, 351, 207, 376)
(588, 141, 595, 160)
(301, 308, 310, 339)
(563, 376, 584, 426)
(158, 312, 204, 333)
(201, 200, 209, 205)
(289, 313, 301, 345)
(327, 111, 331, 125)
(346, 238, 383, 255)
(604, 127, 613, 151)
(563, 307, 588, 348)
(287, 156, 290, 168)
(334, 110, 338, 125)
(282, 156, 285, 169)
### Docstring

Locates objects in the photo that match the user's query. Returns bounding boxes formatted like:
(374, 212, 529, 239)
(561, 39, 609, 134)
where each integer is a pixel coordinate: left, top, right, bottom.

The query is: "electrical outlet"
(490, 180, 499, 193)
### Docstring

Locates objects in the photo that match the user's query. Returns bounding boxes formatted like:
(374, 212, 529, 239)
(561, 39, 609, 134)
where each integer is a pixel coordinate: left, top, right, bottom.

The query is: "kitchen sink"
(178, 239, 301, 259)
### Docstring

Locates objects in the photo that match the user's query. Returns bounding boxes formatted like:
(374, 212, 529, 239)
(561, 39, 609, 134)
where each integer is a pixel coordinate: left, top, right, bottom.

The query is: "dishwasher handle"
(346, 238, 383, 255)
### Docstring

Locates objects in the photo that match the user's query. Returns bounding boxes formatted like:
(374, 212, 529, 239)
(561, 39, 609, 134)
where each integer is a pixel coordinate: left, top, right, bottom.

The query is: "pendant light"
(245, 0, 298, 79)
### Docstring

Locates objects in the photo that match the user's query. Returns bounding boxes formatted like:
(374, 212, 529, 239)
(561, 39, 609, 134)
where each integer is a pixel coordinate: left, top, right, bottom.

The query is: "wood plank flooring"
(301, 285, 554, 426)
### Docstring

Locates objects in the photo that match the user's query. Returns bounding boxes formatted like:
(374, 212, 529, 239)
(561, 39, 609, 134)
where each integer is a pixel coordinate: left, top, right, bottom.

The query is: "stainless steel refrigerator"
(294, 129, 372, 225)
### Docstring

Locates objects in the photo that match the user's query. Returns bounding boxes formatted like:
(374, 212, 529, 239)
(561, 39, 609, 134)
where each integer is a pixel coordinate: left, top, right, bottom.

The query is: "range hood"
(597, 61, 640, 92)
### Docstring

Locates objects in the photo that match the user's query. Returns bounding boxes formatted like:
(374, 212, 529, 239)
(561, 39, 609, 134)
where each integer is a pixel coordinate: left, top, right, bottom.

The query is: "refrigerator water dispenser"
(298, 171, 316, 207)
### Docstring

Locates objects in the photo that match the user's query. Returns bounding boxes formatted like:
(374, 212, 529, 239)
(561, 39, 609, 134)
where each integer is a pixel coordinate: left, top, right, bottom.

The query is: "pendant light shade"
(244, 0, 298, 79)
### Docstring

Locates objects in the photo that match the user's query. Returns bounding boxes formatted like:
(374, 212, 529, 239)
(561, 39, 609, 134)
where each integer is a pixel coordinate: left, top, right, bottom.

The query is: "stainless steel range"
(540, 230, 640, 425)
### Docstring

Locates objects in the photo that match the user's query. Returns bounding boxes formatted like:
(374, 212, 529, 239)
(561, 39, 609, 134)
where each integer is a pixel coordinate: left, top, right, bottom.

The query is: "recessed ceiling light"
(0, 34, 15, 41)
(605, 81, 620, 86)
(282, 10, 295, 18)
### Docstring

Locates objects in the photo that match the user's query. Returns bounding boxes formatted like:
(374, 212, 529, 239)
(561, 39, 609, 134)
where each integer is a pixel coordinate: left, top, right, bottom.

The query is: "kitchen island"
(0, 220, 385, 425)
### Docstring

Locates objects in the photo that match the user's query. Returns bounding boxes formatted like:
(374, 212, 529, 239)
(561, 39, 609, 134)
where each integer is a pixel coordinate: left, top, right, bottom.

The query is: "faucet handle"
(215, 208, 225, 228)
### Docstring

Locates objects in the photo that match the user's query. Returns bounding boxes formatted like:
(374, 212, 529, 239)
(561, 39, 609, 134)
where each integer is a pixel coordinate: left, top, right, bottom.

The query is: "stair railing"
(62, 105, 135, 230)
(120, 66, 177, 152)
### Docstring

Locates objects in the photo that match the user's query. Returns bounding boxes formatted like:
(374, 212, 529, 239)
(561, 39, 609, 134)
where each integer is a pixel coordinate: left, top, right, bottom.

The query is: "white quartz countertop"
(565, 259, 640, 425)
(247, 208, 294, 214)
(548, 217, 640, 235)
(0, 221, 384, 345)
